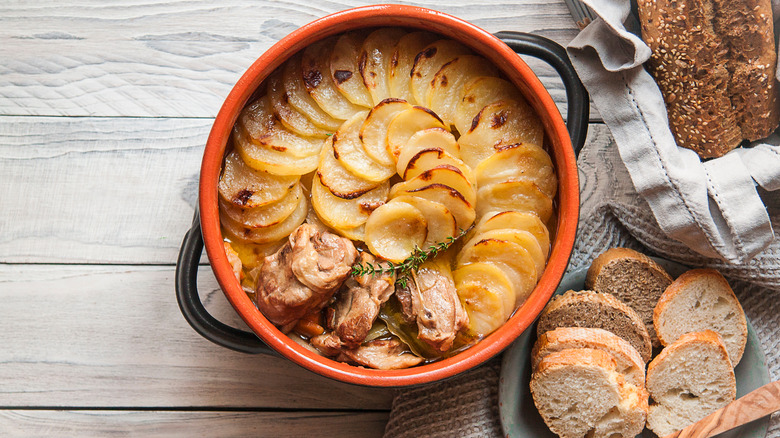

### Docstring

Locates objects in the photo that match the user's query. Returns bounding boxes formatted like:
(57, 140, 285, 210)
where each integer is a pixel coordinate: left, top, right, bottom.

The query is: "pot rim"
(199, 4, 579, 387)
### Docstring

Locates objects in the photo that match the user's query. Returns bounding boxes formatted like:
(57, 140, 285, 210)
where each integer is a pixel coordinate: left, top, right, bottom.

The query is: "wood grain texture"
(0, 410, 389, 437)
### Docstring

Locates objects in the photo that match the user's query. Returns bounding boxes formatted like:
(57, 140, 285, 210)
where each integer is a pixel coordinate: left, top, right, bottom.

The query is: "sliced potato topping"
(389, 166, 476, 206)
(401, 148, 475, 184)
(476, 180, 553, 222)
(332, 111, 396, 182)
(453, 262, 516, 321)
(454, 76, 523, 135)
(360, 28, 408, 105)
(221, 193, 308, 244)
(233, 125, 320, 176)
(267, 69, 332, 139)
(386, 106, 446, 160)
(390, 183, 475, 231)
(463, 229, 546, 281)
(475, 211, 550, 258)
(218, 150, 298, 209)
(238, 96, 325, 159)
(395, 127, 459, 174)
(360, 98, 412, 166)
(317, 135, 380, 199)
(388, 31, 439, 104)
(426, 55, 499, 128)
(220, 182, 303, 229)
(330, 31, 373, 107)
(456, 238, 537, 306)
(283, 54, 343, 130)
(389, 196, 457, 248)
(474, 143, 557, 198)
(311, 173, 388, 229)
(301, 38, 368, 119)
(409, 39, 471, 105)
(365, 202, 428, 262)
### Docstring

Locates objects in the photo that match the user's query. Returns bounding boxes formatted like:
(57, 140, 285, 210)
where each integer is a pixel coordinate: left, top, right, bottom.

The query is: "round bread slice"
(586, 247, 673, 347)
(646, 330, 736, 437)
(654, 269, 747, 366)
(537, 290, 653, 363)
(530, 348, 648, 438)
(532, 327, 646, 387)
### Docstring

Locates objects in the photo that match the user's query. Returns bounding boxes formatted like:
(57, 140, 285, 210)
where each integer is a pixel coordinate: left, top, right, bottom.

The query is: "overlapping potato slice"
(395, 127, 459, 173)
(221, 192, 308, 244)
(463, 229, 545, 280)
(332, 223, 366, 242)
(456, 238, 537, 306)
(453, 262, 515, 335)
(409, 39, 471, 105)
(360, 98, 412, 166)
(233, 125, 320, 176)
(283, 54, 343, 131)
(222, 237, 286, 272)
(365, 202, 428, 262)
(389, 195, 457, 248)
(386, 106, 446, 159)
(332, 111, 396, 182)
(317, 135, 380, 199)
(360, 28, 407, 105)
(388, 31, 439, 104)
(453, 76, 523, 135)
(218, 149, 298, 209)
(458, 99, 544, 168)
(426, 56, 499, 127)
(401, 148, 475, 184)
(474, 211, 550, 258)
(267, 69, 331, 138)
(311, 173, 389, 229)
(476, 180, 553, 222)
(391, 183, 475, 231)
(390, 166, 476, 206)
(474, 143, 557, 198)
(330, 31, 373, 107)
(220, 182, 303, 229)
(301, 38, 368, 120)
(238, 96, 324, 158)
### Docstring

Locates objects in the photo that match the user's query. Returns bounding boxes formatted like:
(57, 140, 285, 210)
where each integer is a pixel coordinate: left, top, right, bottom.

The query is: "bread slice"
(532, 327, 646, 387)
(586, 248, 673, 348)
(531, 348, 648, 438)
(654, 269, 747, 366)
(646, 330, 736, 437)
(537, 290, 653, 363)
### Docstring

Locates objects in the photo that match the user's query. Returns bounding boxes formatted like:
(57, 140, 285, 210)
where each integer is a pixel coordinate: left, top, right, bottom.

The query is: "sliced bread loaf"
(586, 247, 673, 347)
(531, 348, 648, 438)
(654, 269, 747, 366)
(646, 330, 736, 437)
(537, 290, 653, 362)
(532, 327, 646, 387)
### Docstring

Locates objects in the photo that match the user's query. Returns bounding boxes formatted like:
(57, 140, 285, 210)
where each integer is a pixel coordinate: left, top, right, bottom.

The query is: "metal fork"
(562, 0, 598, 29)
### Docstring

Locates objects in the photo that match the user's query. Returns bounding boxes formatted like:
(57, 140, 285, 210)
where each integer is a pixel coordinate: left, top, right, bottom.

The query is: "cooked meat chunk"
(407, 263, 468, 352)
(394, 281, 417, 324)
(310, 332, 342, 357)
(337, 339, 424, 370)
(224, 241, 243, 282)
(254, 243, 315, 332)
(290, 224, 358, 293)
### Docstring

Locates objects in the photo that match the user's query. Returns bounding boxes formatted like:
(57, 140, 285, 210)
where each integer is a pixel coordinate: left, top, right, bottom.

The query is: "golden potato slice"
(365, 202, 428, 262)
(389, 195, 457, 248)
(239, 96, 324, 158)
(455, 283, 510, 337)
(267, 69, 331, 138)
(301, 38, 368, 120)
(463, 229, 545, 280)
(475, 211, 550, 258)
(426, 56, 499, 127)
(401, 148, 475, 184)
(390, 166, 476, 206)
(221, 193, 308, 244)
(409, 39, 471, 105)
(311, 173, 389, 229)
(474, 143, 557, 198)
(332, 223, 366, 242)
(220, 182, 303, 229)
(386, 106, 446, 159)
(317, 135, 380, 199)
(391, 183, 475, 231)
(453, 76, 523, 135)
(233, 125, 320, 176)
(395, 127, 459, 174)
(458, 99, 544, 168)
(453, 262, 515, 321)
(476, 180, 553, 222)
(456, 238, 537, 306)
(388, 31, 439, 104)
(222, 237, 285, 271)
(332, 111, 396, 182)
(283, 54, 343, 130)
(218, 149, 298, 209)
(360, 98, 412, 167)
(360, 28, 407, 105)
(330, 31, 373, 107)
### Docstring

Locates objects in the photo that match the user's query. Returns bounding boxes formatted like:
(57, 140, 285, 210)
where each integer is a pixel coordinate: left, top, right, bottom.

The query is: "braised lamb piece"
(290, 224, 358, 293)
(336, 339, 423, 370)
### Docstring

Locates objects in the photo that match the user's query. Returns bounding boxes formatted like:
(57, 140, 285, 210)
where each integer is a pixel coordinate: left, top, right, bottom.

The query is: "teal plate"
(499, 258, 771, 438)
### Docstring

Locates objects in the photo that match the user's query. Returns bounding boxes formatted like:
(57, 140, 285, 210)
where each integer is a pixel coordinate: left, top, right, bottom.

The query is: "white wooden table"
(0, 1, 603, 436)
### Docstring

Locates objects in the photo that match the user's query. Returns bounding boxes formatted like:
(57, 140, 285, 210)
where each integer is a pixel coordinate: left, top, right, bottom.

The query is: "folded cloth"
(566, 0, 780, 264)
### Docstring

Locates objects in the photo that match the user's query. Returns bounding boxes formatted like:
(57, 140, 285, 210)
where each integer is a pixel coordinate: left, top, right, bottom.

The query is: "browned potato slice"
(317, 135, 380, 199)
(391, 183, 475, 231)
(282, 54, 343, 130)
(330, 31, 373, 107)
(218, 149, 298, 209)
(222, 238, 286, 271)
(332, 111, 396, 182)
(221, 192, 308, 244)
(386, 106, 446, 160)
(365, 202, 428, 262)
(301, 38, 368, 120)
(360, 98, 412, 167)
(395, 127, 459, 174)
(390, 166, 476, 206)
(409, 39, 471, 105)
(233, 125, 320, 176)
(458, 99, 544, 168)
(463, 229, 545, 280)
(475, 211, 550, 258)
(453, 262, 515, 335)
(388, 31, 439, 104)
(389, 195, 457, 248)
(454, 262, 515, 319)
(476, 180, 553, 222)
(332, 223, 366, 242)
(239, 96, 324, 158)
(267, 69, 331, 138)
(360, 28, 407, 105)
(456, 238, 537, 306)
(401, 148, 475, 184)
(220, 182, 303, 229)
(474, 143, 557, 198)
(311, 173, 388, 229)
(453, 76, 523, 135)
(426, 56, 499, 127)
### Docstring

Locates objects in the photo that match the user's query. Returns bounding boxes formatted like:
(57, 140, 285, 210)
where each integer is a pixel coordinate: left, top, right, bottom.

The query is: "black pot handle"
(494, 31, 589, 155)
(175, 209, 277, 355)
